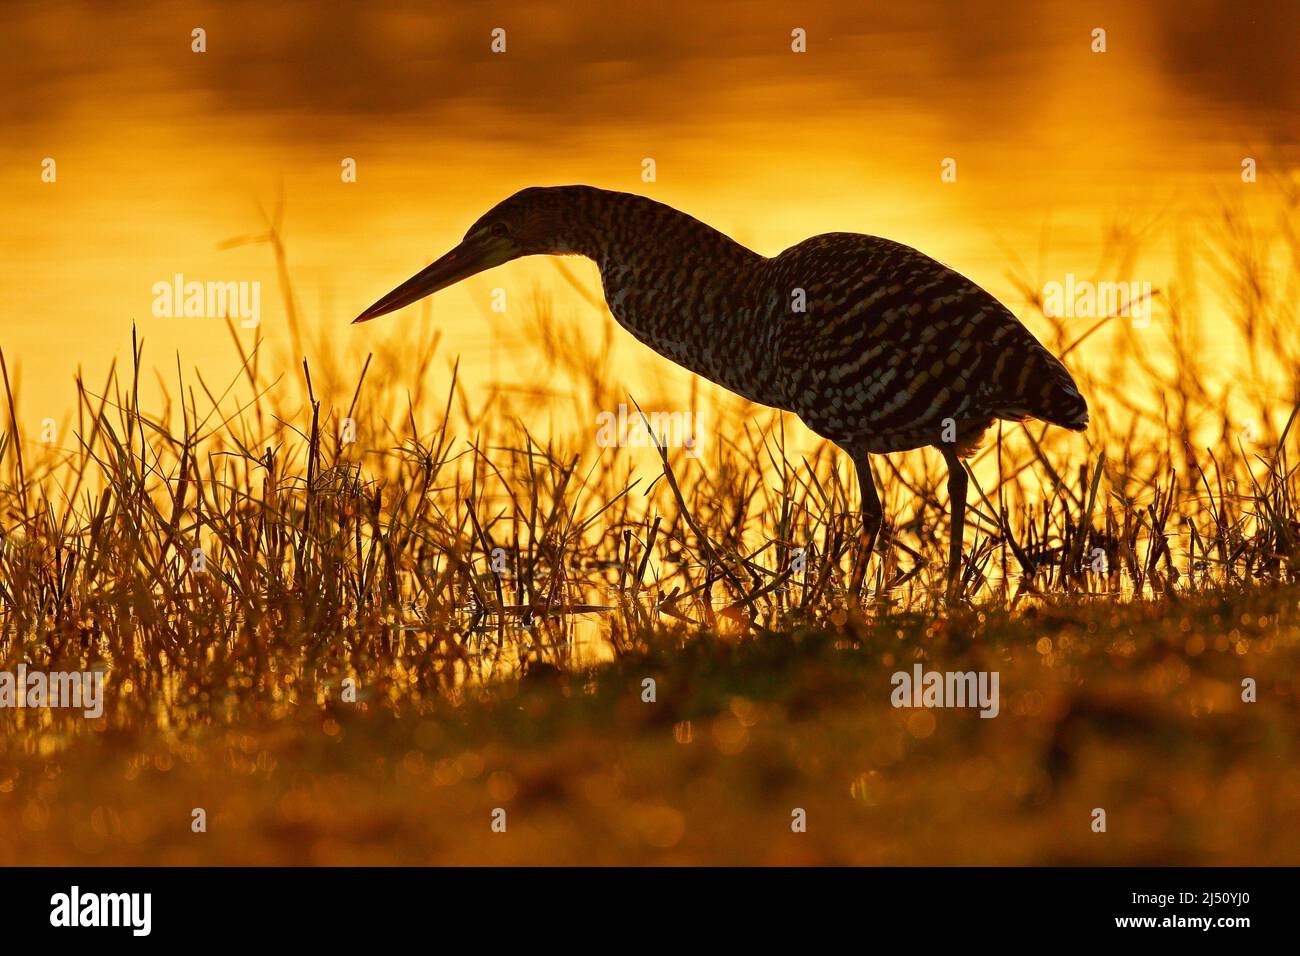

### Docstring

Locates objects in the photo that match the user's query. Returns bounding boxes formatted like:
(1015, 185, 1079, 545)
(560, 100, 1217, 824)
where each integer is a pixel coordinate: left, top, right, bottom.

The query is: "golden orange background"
(2, 0, 1297, 439)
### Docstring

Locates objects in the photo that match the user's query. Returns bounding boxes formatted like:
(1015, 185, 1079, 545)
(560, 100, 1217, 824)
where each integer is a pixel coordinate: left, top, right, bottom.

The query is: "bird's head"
(353, 186, 592, 324)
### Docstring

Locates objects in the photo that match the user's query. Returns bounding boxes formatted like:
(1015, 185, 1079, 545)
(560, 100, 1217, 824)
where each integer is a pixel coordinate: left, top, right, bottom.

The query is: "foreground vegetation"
(2, 583, 1296, 864)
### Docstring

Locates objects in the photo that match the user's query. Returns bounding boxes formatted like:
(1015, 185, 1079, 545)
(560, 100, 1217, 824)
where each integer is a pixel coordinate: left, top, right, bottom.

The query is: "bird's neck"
(564, 191, 779, 404)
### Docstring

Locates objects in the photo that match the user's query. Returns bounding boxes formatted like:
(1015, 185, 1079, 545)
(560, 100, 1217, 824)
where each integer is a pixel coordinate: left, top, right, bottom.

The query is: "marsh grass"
(1, 188, 1298, 737)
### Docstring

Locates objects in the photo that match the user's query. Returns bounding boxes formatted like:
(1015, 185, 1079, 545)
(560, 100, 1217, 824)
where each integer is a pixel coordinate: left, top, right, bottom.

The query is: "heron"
(354, 185, 1088, 595)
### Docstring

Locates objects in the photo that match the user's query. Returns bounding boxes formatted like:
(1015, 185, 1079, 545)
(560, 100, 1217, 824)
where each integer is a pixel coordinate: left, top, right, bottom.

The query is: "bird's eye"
(490, 222, 509, 238)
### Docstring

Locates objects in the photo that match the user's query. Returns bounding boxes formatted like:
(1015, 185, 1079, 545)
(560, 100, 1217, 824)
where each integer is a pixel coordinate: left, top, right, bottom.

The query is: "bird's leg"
(849, 450, 883, 596)
(938, 444, 968, 599)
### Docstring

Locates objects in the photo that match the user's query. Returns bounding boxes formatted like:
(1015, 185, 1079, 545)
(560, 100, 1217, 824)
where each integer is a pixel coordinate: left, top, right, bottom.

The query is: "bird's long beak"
(353, 232, 517, 324)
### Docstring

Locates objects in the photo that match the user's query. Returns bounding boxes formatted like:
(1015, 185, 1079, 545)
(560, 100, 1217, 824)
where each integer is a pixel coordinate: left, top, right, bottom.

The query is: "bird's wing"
(771, 234, 1086, 448)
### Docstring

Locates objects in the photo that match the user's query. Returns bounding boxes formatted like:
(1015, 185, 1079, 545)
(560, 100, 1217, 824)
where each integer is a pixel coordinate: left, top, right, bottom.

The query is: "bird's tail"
(1043, 381, 1090, 430)
(991, 337, 1089, 431)
(1039, 351, 1089, 430)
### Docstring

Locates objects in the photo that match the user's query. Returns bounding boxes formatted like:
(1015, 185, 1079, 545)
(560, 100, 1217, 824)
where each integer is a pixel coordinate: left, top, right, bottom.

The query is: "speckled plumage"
(768, 232, 1089, 456)
(358, 184, 1090, 594)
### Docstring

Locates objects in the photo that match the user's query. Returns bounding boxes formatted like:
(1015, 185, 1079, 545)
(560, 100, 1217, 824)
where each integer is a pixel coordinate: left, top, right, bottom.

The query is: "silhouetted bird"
(355, 185, 1088, 593)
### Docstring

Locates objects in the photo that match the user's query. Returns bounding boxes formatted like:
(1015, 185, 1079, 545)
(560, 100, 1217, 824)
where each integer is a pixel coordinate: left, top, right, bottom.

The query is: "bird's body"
(356, 185, 1089, 594)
